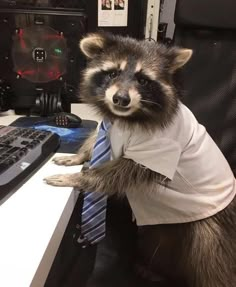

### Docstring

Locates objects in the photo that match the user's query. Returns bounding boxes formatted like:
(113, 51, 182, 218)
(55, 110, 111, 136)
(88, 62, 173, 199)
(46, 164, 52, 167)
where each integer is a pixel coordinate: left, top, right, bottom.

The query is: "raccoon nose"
(113, 93, 131, 107)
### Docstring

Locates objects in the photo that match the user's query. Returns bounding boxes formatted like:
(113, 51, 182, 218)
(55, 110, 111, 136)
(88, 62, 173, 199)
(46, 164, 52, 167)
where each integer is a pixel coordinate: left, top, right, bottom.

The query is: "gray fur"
(53, 130, 97, 166)
(45, 156, 167, 197)
(137, 197, 236, 287)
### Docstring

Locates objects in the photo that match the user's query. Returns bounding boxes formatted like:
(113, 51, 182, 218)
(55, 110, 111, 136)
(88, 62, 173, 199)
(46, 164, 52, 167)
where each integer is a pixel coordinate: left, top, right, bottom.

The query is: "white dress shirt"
(109, 102, 236, 225)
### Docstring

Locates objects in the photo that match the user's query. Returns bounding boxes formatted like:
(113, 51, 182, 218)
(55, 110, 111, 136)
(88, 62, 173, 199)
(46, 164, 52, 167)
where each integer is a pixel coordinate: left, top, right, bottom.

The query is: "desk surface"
(0, 104, 100, 287)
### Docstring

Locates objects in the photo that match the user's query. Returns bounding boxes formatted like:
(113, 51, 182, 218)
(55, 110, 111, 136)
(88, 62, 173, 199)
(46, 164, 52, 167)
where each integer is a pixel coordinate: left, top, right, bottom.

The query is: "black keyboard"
(0, 125, 60, 202)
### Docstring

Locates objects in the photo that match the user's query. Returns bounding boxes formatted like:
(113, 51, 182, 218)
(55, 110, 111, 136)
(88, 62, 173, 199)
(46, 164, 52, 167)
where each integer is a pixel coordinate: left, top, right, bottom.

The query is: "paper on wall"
(98, 0, 128, 27)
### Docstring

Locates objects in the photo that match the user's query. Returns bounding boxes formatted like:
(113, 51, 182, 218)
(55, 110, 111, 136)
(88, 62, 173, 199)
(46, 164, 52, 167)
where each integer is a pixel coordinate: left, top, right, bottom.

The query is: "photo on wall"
(114, 0, 125, 10)
(101, 0, 112, 10)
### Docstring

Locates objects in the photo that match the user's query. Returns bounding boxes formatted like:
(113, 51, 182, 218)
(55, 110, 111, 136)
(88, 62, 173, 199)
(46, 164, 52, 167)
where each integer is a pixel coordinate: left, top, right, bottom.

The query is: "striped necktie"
(79, 120, 111, 246)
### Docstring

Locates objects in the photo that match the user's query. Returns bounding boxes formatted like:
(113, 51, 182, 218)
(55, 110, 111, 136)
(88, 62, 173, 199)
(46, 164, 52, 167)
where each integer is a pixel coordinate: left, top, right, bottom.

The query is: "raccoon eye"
(138, 77, 148, 86)
(109, 70, 119, 79)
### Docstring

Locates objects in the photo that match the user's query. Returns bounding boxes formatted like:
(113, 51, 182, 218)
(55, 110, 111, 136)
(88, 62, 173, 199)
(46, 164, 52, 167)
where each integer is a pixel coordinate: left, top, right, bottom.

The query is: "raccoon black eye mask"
(89, 67, 165, 119)
(44, 33, 236, 287)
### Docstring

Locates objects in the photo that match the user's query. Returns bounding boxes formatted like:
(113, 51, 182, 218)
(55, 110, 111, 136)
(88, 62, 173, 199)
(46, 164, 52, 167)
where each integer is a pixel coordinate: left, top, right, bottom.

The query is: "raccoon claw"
(44, 174, 75, 187)
(53, 155, 83, 166)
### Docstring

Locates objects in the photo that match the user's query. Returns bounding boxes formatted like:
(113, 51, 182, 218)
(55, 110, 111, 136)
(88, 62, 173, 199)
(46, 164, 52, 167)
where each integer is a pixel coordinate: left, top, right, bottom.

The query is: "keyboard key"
(0, 162, 8, 174)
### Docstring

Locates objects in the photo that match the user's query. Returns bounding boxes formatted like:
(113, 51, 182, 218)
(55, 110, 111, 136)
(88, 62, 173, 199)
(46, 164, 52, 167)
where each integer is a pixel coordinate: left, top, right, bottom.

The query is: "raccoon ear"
(170, 48, 193, 72)
(80, 33, 107, 58)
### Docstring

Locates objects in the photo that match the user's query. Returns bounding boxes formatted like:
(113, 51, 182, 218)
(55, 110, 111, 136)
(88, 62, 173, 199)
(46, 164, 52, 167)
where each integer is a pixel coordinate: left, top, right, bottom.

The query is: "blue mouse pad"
(10, 116, 98, 153)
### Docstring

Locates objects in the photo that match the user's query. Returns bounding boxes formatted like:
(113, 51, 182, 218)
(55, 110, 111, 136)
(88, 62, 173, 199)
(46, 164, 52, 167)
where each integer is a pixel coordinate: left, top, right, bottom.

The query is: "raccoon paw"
(44, 174, 76, 187)
(53, 155, 84, 166)
(134, 263, 165, 282)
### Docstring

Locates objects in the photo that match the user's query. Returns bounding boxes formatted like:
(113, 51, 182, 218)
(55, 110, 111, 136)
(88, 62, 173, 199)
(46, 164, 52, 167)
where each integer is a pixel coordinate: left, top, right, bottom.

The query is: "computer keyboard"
(0, 125, 60, 202)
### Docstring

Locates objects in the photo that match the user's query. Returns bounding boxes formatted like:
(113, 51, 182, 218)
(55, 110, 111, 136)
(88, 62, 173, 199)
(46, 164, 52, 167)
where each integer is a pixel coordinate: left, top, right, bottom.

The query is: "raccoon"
(45, 33, 236, 287)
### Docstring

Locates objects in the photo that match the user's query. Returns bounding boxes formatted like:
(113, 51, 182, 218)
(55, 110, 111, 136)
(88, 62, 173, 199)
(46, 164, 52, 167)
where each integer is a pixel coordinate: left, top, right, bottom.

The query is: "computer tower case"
(0, 0, 146, 114)
(0, 1, 87, 114)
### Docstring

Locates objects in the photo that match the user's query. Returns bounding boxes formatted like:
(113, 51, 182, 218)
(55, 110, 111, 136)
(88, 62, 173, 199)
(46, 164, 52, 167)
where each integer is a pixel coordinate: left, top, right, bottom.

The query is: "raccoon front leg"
(44, 157, 165, 196)
(53, 130, 97, 166)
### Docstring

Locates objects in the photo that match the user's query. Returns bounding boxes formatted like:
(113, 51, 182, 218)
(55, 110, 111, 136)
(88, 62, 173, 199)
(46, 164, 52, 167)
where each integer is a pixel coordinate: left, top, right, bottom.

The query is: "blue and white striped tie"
(79, 120, 111, 246)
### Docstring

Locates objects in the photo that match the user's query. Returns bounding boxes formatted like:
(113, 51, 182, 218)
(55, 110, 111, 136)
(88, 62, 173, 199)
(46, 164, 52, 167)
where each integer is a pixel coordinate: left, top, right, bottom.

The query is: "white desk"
(0, 104, 100, 287)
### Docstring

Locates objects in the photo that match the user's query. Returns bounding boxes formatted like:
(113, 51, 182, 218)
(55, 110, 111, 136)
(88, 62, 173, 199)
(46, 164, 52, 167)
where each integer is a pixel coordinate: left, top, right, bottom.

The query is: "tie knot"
(101, 119, 112, 132)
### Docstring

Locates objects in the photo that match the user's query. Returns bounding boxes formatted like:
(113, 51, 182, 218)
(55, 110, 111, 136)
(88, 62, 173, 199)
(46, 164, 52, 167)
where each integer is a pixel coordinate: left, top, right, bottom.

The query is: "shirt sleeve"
(123, 134, 182, 180)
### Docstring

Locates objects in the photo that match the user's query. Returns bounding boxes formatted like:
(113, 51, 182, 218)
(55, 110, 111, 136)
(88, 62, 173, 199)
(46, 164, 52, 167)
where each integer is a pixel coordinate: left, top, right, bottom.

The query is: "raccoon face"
(79, 33, 192, 130)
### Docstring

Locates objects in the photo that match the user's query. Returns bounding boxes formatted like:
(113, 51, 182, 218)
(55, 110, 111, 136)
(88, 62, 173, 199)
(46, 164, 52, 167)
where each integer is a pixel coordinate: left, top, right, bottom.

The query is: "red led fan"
(12, 25, 67, 83)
